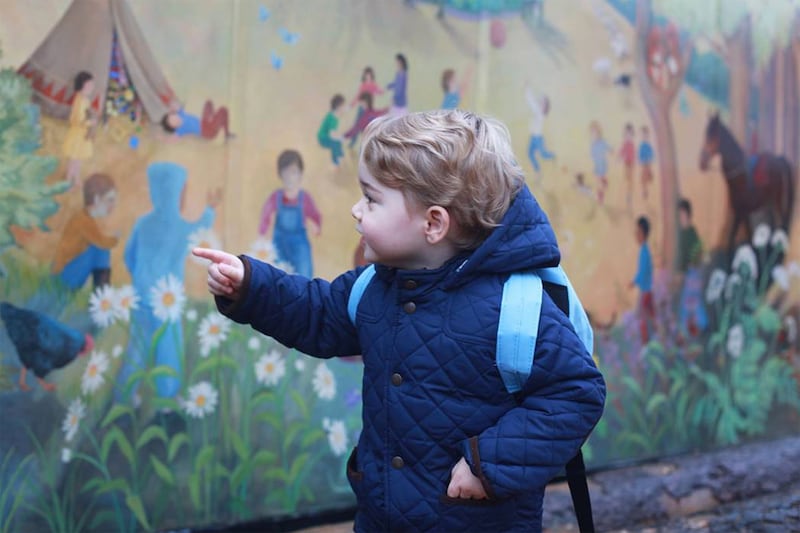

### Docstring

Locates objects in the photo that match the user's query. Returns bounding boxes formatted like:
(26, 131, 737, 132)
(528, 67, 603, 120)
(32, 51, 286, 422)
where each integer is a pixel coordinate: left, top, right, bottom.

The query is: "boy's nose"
(351, 200, 362, 220)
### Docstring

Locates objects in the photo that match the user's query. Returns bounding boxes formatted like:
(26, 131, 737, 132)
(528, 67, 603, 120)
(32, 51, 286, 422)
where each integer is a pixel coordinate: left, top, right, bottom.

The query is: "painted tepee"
(17, 0, 176, 122)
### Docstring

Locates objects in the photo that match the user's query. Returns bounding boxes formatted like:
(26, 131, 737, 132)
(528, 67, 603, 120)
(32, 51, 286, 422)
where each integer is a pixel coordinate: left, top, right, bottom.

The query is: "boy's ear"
(424, 206, 451, 244)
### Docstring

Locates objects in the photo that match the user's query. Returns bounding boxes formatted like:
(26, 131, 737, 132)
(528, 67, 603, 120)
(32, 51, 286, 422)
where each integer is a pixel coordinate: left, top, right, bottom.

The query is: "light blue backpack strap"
(347, 264, 376, 325)
(496, 272, 542, 394)
(536, 266, 594, 356)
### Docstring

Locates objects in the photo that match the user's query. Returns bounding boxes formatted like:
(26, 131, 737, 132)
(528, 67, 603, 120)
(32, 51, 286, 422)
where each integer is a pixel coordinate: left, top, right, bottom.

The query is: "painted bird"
(0, 302, 93, 392)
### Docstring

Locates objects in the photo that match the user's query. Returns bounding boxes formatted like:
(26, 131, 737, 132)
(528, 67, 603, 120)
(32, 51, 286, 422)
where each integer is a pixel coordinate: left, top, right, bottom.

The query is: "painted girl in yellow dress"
(62, 71, 97, 188)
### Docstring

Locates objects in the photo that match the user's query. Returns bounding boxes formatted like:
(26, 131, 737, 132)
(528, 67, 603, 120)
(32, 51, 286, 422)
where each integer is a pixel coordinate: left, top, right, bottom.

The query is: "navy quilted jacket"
(217, 185, 606, 532)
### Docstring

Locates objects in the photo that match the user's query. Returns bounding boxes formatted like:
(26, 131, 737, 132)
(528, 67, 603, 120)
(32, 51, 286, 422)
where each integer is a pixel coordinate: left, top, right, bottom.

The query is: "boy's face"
(635, 225, 645, 244)
(280, 162, 303, 190)
(351, 160, 429, 269)
(90, 189, 117, 218)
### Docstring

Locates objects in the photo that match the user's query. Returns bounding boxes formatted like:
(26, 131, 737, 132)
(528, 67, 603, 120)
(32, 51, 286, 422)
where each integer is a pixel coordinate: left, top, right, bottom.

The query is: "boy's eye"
(364, 194, 374, 204)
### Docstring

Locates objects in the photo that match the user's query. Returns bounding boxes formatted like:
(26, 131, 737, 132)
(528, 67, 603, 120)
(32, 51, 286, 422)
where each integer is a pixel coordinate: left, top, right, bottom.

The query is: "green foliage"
(0, 67, 65, 256)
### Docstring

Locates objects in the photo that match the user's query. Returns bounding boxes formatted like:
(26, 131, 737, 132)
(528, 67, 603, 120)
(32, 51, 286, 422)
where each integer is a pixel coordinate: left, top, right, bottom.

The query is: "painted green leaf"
(168, 433, 189, 462)
(230, 429, 249, 461)
(136, 425, 168, 450)
(101, 404, 134, 429)
(125, 494, 152, 531)
(194, 445, 216, 472)
(149, 454, 175, 485)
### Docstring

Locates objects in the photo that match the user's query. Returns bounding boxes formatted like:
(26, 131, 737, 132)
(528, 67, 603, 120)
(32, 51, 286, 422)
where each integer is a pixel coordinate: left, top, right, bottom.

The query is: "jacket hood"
(147, 161, 186, 214)
(444, 184, 560, 289)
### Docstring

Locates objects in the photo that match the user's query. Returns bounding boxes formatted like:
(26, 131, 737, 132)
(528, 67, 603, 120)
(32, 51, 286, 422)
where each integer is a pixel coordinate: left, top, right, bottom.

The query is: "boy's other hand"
(193, 247, 244, 299)
(446, 457, 487, 500)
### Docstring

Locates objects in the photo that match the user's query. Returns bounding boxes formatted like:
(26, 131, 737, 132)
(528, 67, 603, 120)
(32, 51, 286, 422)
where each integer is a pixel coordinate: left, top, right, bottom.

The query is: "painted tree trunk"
(758, 55, 777, 153)
(726, 20, 751, 148)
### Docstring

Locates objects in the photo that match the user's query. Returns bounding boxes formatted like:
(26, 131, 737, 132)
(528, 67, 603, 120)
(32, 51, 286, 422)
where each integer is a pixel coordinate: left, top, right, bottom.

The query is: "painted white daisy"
(752, 224, 771, 248)
(294, 358, 306, 372)
(771, 229, 789, 251)
(186, 308, 198, 322)
(732, 245, 758, 280)
(323, 418, 348, 457)
(81, 351, 109, 395)
(254, 350, 286, 386)
(188, 228, 222, 265)
(705, 269, 727, 303)
(62, 398, 86, 443)
(247, 238, 277, 263)
(247, 336, 261, 351)
(61, 448, 72, 464)
(784, 316, 797, 344)
(183, 381, 218, 418)
(112, 344, 123, 359)
(724, 273, 742, 300)
(149, 274, 186, 323)
(772, 265, 790, 291)
(198, 312, 231, 357)
(312, 362, 336, 400)
(726, 324, 744, 359)
(112, 285, 139, 323)
(89, 285, 116, 328)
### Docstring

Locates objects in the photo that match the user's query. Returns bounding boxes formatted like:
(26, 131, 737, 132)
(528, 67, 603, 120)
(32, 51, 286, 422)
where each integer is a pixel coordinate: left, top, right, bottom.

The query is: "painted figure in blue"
(676, 198, 707, 338)
(117, 161, 221, 403)
(258, 150, 322, 278)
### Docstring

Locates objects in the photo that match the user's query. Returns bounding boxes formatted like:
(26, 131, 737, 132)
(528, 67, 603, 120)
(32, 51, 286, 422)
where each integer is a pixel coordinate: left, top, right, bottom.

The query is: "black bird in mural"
(0, 302, 93, 392)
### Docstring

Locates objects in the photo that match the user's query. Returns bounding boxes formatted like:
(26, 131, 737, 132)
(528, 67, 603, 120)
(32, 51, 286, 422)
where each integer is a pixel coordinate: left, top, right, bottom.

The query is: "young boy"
(258, 149, 322, 278)
(317, 94, 345, 166)
(630, 215, 656, 344)
(195, 110, 605, 532)
(52, 173, 119, 290)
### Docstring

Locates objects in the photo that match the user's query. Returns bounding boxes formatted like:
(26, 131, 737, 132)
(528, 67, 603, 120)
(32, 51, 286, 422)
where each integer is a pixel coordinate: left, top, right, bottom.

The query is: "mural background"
(1, 0, 799, 531)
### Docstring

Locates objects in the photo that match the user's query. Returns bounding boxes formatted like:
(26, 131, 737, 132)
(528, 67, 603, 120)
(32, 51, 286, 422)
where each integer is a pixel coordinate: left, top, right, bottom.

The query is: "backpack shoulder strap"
(347, 264, 376, 325)
(496, 272, 543, 394)
(535, 266, 594, 356)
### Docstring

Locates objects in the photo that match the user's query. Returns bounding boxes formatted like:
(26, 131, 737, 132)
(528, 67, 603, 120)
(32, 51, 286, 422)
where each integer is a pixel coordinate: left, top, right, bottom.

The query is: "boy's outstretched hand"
(447, 457, 488, 500)
(193, 248, 245, 300)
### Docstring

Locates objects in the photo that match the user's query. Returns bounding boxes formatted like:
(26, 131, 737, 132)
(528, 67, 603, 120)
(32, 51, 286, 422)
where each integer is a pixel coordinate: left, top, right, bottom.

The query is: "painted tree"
(633, 0, 692, 269)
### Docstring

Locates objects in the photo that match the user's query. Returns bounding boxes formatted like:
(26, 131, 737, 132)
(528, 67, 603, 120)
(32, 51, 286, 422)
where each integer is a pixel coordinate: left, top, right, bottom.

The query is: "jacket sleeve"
(215, 255, 362, 358)
(461, 293, 606, 500)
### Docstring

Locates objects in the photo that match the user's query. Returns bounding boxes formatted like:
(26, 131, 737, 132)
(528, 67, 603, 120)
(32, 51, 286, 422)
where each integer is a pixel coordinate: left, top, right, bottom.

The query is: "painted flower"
(784, 316, 797, 344)
(255, 350, 286, 386)
(248, 336, 261, 351)
(247, 238, 277, 263)
(705, 269, 727, 303)
(323, 418, 349, 457)
(61, 448, 72, 464)
(62, 398, 86, 443)
(81, 351, 109, 395)
(89, 285, 116, 328)
(772, 265, 790, 291)
(312, 362, 336, 400)
(732, 245, 758, 280)
(183, 381, 218, 418)
(188, 228, 222, 265)
(294, 358, 306, 372)
(724, 273, 742, 300)
(112, 285, 139, 322)
(726, 324, 744, 359)
(771, 229, 789, 251)
(198, 312, 231, 357)
(149, 274, 186, 323)
(752, 223, 771, 248)
(112, 344, 123, 359)
(186, 308, 198, 322)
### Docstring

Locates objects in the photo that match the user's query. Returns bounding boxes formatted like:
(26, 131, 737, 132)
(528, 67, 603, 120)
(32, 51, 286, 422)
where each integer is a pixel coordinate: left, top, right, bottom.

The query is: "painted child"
(619, 123, 636, 210)
(117, 161, 221, 403)
(62, 71, 97, 187)
(638, 125, 655, 199)
(589, 121, 613, 204)
(387, 53, 409, 116)
(161, 100, 234, 141)
(194, 110, 605, 532)
(630, 215, 656, 344)
(344, 93, 388, 144)
(440, 65, 473, 110)
(317, 94, 345, 166)
(526, 83, 555, 180)
(348, 67, 385, 147)
(52, 173, 119, 290)
(675, 198, 707, 337)
(258, 150, 321, 278)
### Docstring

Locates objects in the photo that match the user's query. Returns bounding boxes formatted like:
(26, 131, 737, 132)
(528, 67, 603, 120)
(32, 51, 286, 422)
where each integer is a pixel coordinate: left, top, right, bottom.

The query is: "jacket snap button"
(403, 302, 416, 314)
(391, 456, 405, 469)
(404, 280, 418, 290)
(391, 373, 403, 386)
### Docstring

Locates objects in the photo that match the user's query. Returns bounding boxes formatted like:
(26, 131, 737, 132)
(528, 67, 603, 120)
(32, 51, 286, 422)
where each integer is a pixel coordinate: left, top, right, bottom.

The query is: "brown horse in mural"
(700, 113, 795, 254)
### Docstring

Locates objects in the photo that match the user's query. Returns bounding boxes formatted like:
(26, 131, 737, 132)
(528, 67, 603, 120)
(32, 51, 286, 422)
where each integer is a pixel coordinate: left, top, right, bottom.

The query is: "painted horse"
(699, 113, 795, 254)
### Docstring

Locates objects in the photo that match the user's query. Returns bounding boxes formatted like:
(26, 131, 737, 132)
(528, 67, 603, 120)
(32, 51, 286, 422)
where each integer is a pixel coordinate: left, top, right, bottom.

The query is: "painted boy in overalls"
(258, 149, 321, 278)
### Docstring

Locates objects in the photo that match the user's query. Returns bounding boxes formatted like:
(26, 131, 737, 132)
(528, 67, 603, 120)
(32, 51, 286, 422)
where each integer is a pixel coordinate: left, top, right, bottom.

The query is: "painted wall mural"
(1, 0, 799, 531)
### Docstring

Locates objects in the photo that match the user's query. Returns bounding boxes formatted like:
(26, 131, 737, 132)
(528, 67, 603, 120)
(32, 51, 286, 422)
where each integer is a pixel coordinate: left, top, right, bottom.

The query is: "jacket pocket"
(437, 495, 516, 531)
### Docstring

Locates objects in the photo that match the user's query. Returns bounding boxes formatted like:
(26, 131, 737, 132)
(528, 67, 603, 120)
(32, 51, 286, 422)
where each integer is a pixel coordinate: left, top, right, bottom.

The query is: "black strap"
(565, 450, 594, 533)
